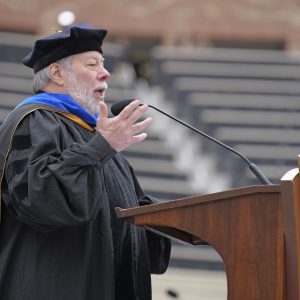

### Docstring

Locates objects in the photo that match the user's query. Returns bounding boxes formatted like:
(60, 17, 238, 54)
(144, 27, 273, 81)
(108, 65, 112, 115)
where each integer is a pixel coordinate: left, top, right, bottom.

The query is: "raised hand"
(96, 100, 153, 152)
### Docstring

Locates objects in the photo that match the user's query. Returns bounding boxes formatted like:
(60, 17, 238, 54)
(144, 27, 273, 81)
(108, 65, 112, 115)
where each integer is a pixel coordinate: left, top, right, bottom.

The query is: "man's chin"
(94, 91, 106, 100)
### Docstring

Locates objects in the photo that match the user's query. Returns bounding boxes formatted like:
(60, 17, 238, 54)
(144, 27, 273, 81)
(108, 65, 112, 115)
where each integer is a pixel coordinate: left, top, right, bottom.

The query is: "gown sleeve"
(4, 110, 116, 232)
(127, 162, 172, 274)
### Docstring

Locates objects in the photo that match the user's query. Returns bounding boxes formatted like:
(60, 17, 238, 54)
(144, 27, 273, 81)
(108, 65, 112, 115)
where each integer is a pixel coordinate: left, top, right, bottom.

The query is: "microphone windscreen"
(111, 99, 135, 116)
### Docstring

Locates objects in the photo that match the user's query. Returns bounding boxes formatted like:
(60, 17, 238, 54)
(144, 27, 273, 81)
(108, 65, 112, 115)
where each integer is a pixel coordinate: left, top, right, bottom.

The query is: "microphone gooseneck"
(111, 99, 272, 185)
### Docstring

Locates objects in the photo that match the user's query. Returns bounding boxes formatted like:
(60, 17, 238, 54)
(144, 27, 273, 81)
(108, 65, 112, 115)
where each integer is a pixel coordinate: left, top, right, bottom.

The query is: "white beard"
(65, 72, 108, 115)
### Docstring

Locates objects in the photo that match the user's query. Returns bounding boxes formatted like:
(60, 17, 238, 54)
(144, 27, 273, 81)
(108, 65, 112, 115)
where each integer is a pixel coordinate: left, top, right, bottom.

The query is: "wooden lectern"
(116, 158, 300, 299)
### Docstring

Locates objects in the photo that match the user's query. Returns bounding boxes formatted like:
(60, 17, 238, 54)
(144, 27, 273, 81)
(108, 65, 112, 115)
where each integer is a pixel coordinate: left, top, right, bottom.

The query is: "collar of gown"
(17, 92, 98, 127)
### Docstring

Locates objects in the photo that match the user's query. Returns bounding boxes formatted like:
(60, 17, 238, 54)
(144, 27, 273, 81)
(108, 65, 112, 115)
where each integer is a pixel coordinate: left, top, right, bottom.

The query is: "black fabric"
(0, 107, 171, 300)
(11, 134, 31, 150)
(22, 26, 107, 73)
(0, 104, 64, 206)
(7, 158, 28, 175)
(12, 182, 28, 199)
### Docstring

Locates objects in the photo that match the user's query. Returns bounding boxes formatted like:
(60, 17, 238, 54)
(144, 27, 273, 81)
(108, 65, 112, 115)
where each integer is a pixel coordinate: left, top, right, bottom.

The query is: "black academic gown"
(0, 108, 171, 300)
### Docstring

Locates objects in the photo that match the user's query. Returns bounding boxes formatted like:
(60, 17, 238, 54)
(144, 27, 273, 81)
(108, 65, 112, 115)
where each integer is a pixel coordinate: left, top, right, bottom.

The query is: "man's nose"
(97, 67, 110, 81)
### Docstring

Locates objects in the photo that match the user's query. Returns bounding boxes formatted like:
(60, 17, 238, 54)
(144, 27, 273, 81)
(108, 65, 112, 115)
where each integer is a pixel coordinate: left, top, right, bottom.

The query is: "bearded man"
(0, 26, 170, 300)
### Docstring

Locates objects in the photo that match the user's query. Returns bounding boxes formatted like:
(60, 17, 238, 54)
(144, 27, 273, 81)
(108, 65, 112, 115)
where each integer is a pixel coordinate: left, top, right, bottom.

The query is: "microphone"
(111, 99, 272, 185)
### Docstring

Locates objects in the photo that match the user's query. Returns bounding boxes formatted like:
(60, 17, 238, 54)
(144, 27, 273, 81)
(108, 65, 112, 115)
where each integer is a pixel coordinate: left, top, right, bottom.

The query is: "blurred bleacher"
(151, 46, 300, 187)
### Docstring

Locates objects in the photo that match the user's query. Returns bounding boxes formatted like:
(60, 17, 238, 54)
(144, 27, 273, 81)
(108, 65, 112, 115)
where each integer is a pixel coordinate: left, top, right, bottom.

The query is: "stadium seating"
(151, 46, 300, 187)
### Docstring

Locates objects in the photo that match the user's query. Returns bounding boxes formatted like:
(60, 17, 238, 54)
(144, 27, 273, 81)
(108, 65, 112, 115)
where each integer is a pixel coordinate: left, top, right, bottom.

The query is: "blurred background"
(1, 0, 300, 298)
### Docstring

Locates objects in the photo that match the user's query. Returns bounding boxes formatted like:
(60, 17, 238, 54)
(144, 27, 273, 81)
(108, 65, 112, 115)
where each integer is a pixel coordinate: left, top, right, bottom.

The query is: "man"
(0, 26, 170, 299)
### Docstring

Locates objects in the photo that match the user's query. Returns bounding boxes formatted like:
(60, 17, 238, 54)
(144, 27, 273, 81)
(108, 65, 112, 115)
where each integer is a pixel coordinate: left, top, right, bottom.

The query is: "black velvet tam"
(22, 26, 107, 73)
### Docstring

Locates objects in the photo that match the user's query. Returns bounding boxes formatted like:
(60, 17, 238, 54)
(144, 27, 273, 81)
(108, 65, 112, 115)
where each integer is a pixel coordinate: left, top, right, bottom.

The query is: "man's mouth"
(94, 88, 105, 96)
(94, 82, 108, 96)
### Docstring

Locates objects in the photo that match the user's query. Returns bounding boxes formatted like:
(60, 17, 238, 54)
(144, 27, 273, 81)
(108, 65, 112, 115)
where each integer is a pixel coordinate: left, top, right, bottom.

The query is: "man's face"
(62, 51, 110, 115)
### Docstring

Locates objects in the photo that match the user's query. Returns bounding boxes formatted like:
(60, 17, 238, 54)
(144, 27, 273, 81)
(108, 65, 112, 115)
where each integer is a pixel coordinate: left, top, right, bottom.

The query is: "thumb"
(99, 101, 108, 119)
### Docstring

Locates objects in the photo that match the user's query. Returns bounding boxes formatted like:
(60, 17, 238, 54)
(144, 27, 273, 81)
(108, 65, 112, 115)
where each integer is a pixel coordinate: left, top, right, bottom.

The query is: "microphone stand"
(148, 105, 272, 185)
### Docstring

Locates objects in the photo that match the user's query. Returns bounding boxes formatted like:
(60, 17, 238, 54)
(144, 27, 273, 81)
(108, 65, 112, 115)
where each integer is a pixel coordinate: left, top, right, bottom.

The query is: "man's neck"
(43, 84, 67, 94)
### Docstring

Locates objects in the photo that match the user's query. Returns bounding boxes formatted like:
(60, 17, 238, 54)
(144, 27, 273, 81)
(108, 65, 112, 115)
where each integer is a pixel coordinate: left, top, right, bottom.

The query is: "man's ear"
(48, 63, 66, 86)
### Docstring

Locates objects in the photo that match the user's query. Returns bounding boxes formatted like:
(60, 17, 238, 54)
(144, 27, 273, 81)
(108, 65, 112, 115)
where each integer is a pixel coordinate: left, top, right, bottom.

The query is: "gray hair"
(32, 56, 73, 92)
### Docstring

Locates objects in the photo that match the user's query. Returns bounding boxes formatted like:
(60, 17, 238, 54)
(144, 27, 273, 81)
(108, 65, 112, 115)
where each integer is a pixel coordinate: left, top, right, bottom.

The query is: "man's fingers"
(131, 117, 153, 134)
(99, 101, 108, 119)
(131, 133, 148, 145)
(126, 104, 149, 124)
(96, 99, 152, 152)
(115, 100, 149, 127)
(118, 100, 141, 119)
